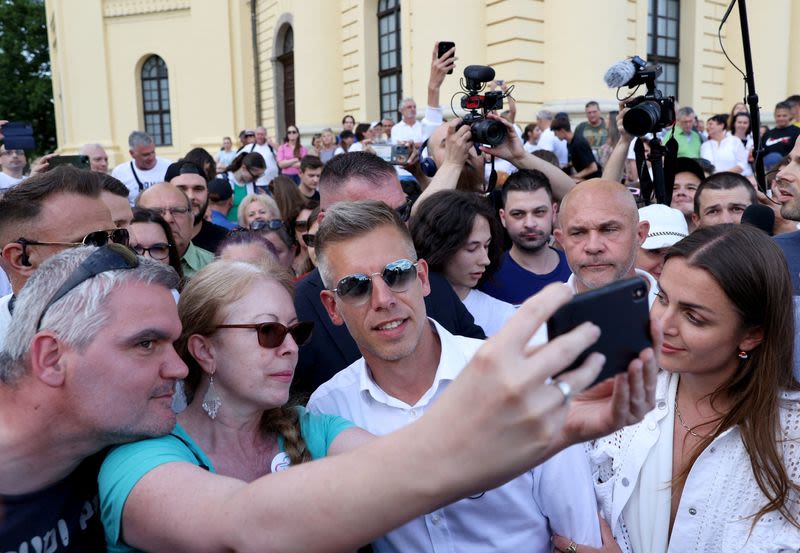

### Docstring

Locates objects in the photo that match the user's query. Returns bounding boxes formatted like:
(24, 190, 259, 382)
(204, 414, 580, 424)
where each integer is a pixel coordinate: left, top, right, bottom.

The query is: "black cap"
(672, 157, 705, 183)
(165, 160, 206, 183)
(208, 177, 232, 202)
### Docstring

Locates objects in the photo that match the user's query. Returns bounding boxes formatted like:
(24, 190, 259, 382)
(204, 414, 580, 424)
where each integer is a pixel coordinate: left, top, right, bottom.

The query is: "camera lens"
(623, 100, 662, 136)
(470, 119, 507, 146)
(633, 287, 645, 299)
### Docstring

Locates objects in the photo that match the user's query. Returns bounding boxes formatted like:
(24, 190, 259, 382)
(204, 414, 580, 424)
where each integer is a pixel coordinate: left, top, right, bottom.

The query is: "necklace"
(674, 401, 710, 438)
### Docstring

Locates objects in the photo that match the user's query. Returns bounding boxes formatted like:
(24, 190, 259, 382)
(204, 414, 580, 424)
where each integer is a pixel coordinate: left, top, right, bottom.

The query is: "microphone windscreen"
(604, 60, 636, 89)
(741, 203, 775, 236)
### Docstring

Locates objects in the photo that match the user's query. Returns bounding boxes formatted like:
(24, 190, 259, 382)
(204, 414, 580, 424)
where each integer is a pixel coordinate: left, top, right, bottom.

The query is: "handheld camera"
(457, 65, 507, 146)
(620, 56, 675, 137)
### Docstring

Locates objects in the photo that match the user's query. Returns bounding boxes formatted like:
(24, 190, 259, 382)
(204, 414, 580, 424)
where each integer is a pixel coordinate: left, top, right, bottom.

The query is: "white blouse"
(700, 134, 748, 174)
(587, 371, 800, 553)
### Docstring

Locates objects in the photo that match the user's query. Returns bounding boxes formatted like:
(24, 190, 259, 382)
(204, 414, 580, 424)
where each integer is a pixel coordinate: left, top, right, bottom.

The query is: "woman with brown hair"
(276, 125, 307, 184)
(99, 259, 372, 552)
(224, 151, 267, 222)
(554, 224, 800, 553)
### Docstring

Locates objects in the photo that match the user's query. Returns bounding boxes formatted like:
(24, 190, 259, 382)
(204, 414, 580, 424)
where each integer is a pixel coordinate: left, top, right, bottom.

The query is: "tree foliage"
(0, 0, 56, 155)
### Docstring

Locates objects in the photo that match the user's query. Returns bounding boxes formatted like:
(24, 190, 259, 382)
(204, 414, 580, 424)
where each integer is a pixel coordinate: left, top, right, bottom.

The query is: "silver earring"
(738, 350, 749, 360)
(202, 375, 222, 419)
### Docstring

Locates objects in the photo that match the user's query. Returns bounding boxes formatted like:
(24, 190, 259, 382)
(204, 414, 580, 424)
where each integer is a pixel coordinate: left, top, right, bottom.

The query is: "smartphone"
(391, 144, 410, 165)
(547, 277, 652, 383)
(2, 121, 36, 151)
(49, 155, 90, 170)
(495, 80, 504, 86)
(437, 41, 455, 74)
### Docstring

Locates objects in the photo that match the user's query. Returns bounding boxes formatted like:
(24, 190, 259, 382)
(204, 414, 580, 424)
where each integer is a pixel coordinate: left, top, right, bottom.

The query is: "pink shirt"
(277, 143, 307, 176)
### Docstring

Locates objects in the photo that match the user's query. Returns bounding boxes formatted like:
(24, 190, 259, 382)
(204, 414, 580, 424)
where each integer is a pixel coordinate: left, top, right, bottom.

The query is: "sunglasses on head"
(37, 244, 139, 329)
(250, 219, 284, 232)
(17, 228, 130, 251)
(332, 259, 418, 304)
(216, 321, 314, 348)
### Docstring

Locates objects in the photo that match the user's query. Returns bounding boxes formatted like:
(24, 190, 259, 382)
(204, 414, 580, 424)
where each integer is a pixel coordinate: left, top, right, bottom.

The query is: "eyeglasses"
(302, 233, 315, 247)
(149, 206, 191, 218)
(131, 242, 172, 260)
(294, 219, 309, 232)
(250, 219, 284, 232)
(16, 228, 130, 251)
(37, 244, 139, 329)
(394, 198, 414, 223)
(287, 130, 299, 135)
(216, 321, 314, 348)
(245, 165, 264, 182)
(332, 259, 418, 305)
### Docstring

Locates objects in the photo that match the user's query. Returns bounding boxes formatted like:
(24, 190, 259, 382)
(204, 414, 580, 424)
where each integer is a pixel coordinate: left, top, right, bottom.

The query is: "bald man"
(554, 179, 657, 305)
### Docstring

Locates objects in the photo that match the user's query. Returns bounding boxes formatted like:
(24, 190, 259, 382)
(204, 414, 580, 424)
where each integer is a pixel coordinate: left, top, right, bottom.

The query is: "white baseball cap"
(639, 204, 689, 250)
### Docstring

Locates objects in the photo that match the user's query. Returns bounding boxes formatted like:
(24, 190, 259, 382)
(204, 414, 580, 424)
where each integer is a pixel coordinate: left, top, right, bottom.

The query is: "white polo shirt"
(308, 318, 601, 553)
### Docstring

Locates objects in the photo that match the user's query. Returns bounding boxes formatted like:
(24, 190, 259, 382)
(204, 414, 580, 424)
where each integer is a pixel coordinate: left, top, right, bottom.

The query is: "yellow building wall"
(46, 0, 800, 161)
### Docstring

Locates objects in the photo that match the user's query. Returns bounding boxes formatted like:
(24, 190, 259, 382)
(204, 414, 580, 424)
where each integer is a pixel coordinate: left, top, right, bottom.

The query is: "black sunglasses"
(17, 228, 130, 250)
(216, 321, 314, 348)
(394, 198, 413, 223)
(332, 259, 418, 304)
(302, 233, 315, 247)
(131, 242, 172, 260)
(37, 244, 139, 329)
(250, 219, 284, 232)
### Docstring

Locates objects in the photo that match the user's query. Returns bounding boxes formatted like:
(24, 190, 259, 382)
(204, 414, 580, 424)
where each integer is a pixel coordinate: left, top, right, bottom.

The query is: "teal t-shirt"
(99, 406, 354, 552)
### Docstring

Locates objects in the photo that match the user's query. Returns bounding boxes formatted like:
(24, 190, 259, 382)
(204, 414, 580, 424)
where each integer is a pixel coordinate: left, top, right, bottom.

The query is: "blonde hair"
(176, 259, 311, 465)
(237, 193, 280, 228)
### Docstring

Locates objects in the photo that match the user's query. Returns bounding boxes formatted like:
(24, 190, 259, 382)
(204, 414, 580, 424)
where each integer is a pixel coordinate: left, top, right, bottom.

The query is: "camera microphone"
(604, 59, 637, 89)
(742, 204, 775, 236)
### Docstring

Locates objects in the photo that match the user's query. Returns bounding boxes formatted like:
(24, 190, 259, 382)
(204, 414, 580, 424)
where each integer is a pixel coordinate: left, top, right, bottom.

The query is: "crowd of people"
(0, 42, 799, 552)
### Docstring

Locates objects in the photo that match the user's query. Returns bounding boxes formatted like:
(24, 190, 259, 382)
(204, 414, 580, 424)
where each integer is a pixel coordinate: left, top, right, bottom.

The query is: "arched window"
(141, 55, 172, 146)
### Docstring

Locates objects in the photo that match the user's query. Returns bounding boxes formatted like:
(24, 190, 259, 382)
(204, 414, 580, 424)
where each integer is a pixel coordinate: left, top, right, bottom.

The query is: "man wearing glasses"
(307, 201, 603, 553)
(292, 152, 485, 398)
(137, 182, 214, 279)
(0, 166, 123, 346)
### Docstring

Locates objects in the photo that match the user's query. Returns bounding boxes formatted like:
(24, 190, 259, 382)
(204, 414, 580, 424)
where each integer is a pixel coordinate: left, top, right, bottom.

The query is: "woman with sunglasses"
(277, 125, 307, 184)
(99, 259, 373, 552)
(553, 224, 800, 553)
(237, 193, 281, 229)
(130, 208, 185, 287)
(224, 152, 267, 223)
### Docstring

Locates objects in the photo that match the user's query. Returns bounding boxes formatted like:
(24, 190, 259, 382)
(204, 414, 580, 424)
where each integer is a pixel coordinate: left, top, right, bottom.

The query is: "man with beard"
(165, 160, 228, 252)
(773, 136, 800, 293)
(554, 179, 657, 306)
(480, 170, 571, 305)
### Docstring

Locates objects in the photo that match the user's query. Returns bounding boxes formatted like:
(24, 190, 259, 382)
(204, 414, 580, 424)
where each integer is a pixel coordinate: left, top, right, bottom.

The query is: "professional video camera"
(457, 65, 507, 146)
(605, 56, 675, 137)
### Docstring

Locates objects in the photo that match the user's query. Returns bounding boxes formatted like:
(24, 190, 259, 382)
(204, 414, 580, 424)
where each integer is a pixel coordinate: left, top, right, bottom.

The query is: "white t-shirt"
(0, 172, 24, 192)
(240, 142, 279, 187)
(462, 289, 516, 336)
(308, 319, 601, 553)
(111, 157, 172, 205)
(532, 128, 568, 166)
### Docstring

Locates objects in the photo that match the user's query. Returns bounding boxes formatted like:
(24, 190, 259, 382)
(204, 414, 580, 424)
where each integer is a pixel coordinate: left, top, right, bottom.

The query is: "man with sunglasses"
(308, 201, 604, 553)
(0, 166, 121, 346)
(137, 182, 214, 279)
(292, 151, 485, 398)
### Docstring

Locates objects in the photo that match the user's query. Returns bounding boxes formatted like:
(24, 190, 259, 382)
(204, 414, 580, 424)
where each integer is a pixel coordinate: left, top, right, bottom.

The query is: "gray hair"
(677, 106, 695, 118)
(236, 193, 280, 228)
(79, 143, 105, 155)
(128, 131, 154, 149)
(315, 200, 415, 288)
(537, 109, 554, 121)
(399, 97, 415, 110)
(0, 246, 179, 385)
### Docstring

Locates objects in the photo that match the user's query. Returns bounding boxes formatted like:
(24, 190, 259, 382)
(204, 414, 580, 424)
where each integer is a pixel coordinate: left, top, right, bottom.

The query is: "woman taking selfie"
(99, 260, 372, 552)
(554, 224, 800, 553)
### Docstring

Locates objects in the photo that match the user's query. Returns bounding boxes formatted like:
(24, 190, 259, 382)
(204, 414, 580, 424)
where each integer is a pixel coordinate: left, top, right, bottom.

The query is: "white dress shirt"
(390, 106, 443, 145)
(532, 128, 569, 166)
(588, 371, 800, 552)
(309, 319, 601, 553)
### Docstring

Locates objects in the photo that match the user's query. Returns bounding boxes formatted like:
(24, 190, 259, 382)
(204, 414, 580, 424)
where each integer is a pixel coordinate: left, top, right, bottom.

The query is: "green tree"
(0, 0, 55, 155)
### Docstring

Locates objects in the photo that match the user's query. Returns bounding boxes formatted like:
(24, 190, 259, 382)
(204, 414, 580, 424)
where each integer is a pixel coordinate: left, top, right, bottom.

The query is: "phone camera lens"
(633, 287, 645, 299)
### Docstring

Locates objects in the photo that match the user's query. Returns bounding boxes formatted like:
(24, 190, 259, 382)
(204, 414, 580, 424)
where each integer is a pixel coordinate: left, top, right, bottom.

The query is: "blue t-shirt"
(480, 249, 572, 305)
(98, 406, 354, 552)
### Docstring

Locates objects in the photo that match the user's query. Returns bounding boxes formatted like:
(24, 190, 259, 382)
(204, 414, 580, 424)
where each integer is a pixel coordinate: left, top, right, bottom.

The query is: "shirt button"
(431, 514, 441, 524)
(648, 422, 657, 431)
(657, 401, 666, 410)
(621, 477, 630, 487)
(689, 508, 697, 516)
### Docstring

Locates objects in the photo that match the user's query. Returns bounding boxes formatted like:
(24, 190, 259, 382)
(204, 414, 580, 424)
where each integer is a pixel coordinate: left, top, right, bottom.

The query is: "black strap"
(130, 161, 145, 191)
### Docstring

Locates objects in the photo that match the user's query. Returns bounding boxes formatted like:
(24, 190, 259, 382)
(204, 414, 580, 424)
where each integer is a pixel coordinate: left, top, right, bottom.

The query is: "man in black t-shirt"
(551, 113, 602, 182)
(761, 101, 800, 169)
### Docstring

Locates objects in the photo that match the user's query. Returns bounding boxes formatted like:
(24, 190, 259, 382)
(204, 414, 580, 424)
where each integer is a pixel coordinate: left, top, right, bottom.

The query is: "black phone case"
(547, 277, 652, 383)
(49, 155, 90, 170)
(3, 121, 36, 151)
(438, 42, 455, 74)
